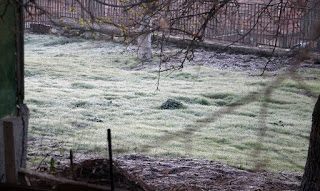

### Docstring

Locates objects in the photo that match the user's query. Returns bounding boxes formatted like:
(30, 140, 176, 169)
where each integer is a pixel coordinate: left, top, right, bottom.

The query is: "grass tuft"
(71, 82, 95, 89)
(202, 92, 238, 100)
(175, 96, 211, 105)
(73, 101, 89, 108)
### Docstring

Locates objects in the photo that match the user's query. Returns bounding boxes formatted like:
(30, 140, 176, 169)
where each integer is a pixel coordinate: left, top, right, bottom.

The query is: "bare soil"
(116, 154, 301, 191)
(131, 46, 320, 76)
(29, 154, 301, 191)
(193, 50, 320, 72)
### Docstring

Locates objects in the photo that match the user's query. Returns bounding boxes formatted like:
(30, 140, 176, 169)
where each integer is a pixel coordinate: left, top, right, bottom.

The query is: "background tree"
(299, 0, 320, 190)
(301, 95, 320, 190)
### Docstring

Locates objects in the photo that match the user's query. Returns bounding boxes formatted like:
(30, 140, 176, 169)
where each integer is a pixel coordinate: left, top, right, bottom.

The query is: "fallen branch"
(51, 17, 139, 37)
(18, 168, 112, 191)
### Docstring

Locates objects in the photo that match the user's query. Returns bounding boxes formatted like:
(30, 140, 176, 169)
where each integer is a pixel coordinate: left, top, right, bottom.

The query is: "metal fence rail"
(25, 0, 320, 49)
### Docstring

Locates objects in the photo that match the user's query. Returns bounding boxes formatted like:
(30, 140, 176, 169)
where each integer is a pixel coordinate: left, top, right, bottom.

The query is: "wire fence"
(25, 0, 320, 49)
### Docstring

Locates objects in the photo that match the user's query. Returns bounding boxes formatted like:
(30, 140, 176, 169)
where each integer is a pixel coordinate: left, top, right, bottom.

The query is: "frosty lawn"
(25, 34, 320, 173)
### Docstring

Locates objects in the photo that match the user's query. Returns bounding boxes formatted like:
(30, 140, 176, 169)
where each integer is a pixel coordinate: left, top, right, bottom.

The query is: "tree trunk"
(301, 95, 320, 191)
(137, 15, 153, 61)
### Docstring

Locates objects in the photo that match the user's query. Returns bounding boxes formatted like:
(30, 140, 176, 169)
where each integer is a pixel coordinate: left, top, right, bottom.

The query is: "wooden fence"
(25, 0, 320, 49)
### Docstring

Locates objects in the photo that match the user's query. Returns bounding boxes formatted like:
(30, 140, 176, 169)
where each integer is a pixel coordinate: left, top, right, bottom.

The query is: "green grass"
(24, 34, 320, 173)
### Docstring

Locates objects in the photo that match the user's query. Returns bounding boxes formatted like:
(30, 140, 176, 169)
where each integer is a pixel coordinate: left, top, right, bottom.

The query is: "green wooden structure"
(0, 0, 24, 119)
(0, 0, 27, 184)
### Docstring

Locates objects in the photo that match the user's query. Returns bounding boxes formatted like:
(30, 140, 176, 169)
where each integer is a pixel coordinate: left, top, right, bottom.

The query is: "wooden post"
(69, 149, 76, 181)
(3, 121, 17, 184)
(107, 129, 114, 191)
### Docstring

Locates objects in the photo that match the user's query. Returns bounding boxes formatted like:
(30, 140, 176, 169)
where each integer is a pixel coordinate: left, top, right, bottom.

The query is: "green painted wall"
(0, 0, 17, 119)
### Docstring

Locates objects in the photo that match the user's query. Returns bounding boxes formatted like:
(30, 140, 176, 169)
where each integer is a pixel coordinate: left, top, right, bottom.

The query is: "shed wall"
(0, 0, 18, 119)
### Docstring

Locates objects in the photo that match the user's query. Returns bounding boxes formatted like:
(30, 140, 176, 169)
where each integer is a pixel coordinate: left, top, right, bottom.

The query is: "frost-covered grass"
(25, 34, 320, 173)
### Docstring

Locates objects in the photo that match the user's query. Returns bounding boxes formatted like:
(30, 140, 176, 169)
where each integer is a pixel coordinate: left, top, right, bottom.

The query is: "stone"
(80, 31, 93, 39)
(30, 23, 52, 34)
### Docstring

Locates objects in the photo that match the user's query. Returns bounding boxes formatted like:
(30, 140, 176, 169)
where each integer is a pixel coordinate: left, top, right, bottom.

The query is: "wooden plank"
(19, 168, 115, 191)
(0, 183, 50, 191)
(3, 121, 17, 184)
(16, 0, 25, 105)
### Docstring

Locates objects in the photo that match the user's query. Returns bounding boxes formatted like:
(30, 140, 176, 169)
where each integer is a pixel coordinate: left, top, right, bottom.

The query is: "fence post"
(282, 36, 287, 48)
(81, 0, 84, 18)
(107, 129, 114, 191)
(3, 121, 17, 184)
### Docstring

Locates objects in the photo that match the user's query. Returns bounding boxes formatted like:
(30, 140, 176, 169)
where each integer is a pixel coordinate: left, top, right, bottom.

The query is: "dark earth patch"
(28, 154, 301, 191)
